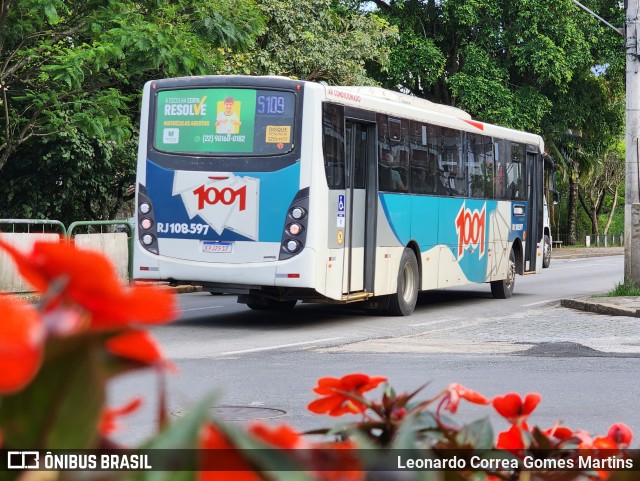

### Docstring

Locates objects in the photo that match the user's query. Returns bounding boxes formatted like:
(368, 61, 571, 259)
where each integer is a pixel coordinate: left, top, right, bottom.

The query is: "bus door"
(524, 150, 543, 272)
(343, 119, 377, 294)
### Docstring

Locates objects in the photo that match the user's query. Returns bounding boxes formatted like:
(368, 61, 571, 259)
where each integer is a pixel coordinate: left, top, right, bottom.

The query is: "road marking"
(179, 306, 224, 312)
(218, 337, 343, 356)
(523, 299, 561, 307)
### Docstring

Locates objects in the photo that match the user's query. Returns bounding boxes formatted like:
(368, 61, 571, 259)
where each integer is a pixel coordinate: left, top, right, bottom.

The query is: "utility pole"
(571, 0, 640, 283)
(624, 0, 640, 284)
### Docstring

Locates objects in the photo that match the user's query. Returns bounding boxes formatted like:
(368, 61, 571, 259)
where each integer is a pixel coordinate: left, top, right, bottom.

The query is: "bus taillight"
(279, 188, 310, 261)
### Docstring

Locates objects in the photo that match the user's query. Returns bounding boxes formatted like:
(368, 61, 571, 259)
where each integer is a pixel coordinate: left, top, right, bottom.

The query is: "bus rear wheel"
(491, 248, 516, 299)
(387, 248, 419, 316)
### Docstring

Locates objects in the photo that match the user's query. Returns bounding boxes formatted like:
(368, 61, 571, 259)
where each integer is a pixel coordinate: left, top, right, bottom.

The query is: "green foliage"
(0, 0, 265, 221)
(369, 0, 624, 136)
(219, 0, 398, 85)
(607, 279, 640, 297)
(0, 134, 137, 225)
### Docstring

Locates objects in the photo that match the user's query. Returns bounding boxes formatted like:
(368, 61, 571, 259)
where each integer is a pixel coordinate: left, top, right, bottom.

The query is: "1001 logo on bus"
(455, 202, 486, 259)
(192, 184, 246, 211)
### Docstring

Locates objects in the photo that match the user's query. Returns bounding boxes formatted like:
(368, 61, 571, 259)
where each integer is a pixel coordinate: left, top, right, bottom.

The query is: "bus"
(133, 75, 550, 316)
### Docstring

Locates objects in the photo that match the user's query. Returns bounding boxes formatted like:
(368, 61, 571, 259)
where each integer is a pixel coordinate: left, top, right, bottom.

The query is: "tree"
(578, 141, 625, 237)
(0, 135, 137, 224)
(0, 0, 264, 221)
(219, 0, 398, 85)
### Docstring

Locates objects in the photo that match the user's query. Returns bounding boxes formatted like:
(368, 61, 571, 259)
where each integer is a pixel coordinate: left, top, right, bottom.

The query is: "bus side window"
(494, 140, 508, 199)
(322, 103, 345, 190)
(508, 142, 526, 200)
(379, 163, 394, 191)
(468, 134, 493, 199)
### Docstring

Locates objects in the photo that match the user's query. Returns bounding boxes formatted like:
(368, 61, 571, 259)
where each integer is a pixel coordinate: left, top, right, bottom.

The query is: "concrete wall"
(74, 233, 130, 281)
(0, 233, 61, 292)
(0, 232, 130, 292)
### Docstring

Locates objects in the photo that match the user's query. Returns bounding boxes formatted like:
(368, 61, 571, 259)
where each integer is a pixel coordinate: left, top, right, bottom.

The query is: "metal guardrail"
(67, 220, 134, 279)
(553, 233, 624, 247)
(0, 218, 67, 235)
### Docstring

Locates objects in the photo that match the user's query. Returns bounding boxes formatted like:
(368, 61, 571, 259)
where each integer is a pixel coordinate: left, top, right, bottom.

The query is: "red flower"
(607, 423, 633, 447)
(308, 440, 364, 481)
(496, 423, 529, 454)
(492, 392, 541, 425)
(0, 296, 45, 394)
(0, 239, 176, 329)
(248, 422, 305, 449)
(442, 383, 490, 413)
(308, 373, 387, 416)
(543, 425, 575, 441)
(106, 329, 167, 366)
(99, 397, 143, 436)
(199, 423, 261, 481)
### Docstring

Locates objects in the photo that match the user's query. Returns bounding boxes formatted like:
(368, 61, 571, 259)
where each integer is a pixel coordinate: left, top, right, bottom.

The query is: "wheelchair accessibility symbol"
(338, 195, 345, 212)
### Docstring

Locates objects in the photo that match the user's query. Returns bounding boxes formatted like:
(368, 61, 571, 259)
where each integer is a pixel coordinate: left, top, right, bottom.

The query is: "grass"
(605, 279, 640, 297)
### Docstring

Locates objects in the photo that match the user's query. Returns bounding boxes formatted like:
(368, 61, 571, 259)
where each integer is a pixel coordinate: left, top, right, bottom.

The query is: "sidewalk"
(551, 246, 623, 259)
(552, 246, 640, 318)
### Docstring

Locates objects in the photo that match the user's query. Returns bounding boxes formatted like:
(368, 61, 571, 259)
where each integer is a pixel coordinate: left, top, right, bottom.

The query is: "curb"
(137, 282, 203, 294)
(171, 285, 203, 294)
(560, 298, 640, 318)
(552, 250, 624, 260)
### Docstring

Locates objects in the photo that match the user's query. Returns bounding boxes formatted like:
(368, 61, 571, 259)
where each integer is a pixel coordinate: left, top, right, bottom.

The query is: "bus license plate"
(202, 241, 233, 253)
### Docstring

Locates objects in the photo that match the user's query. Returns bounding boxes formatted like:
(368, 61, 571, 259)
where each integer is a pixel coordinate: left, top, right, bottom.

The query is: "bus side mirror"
(552, 190, 559, 205)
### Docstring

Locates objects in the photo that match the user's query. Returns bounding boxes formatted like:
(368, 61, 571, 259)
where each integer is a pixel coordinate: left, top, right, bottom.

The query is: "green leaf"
(455, 417, 494, 449)
(122, 393, 220, 481)
(44, 4, 60, 24)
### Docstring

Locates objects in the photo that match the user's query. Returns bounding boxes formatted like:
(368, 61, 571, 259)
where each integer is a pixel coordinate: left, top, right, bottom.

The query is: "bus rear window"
(154, 88, 296, 155)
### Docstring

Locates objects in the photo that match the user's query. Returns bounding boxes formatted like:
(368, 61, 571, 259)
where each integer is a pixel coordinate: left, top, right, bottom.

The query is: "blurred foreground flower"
(0, 296, 44, 394)
(0, 238, 176, 329)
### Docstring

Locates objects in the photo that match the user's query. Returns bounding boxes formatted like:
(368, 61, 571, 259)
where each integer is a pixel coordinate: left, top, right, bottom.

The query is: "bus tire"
(387, 248, 419, 316)
(542, 234, 551, 268)
(491, 248, 516, 299)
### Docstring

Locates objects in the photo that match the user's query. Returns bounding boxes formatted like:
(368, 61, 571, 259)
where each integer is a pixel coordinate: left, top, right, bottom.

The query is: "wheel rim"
(506, 256, 515, 288)
(401, 261, 416, 303)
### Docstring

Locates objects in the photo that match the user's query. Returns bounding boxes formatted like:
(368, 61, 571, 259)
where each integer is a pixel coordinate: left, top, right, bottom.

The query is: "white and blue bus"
(133, 75, 549, 316)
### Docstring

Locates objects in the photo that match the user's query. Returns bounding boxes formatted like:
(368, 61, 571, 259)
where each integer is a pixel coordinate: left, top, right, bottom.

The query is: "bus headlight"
(285, 240, 300, 252)
(142, 234, 155, 246)
(288, 223, 302, 236)
(139, 202, 151, 215)
(141, 218, 153, 230)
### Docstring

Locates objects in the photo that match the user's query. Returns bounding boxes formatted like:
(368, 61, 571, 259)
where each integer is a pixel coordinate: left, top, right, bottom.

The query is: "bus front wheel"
(491, 249, 516, 299)
(542, 234, 551, 268)
(387, 248, 419, 316)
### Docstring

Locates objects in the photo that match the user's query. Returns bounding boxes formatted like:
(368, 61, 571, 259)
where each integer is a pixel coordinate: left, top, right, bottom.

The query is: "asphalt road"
(109, 254, 639, 445)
